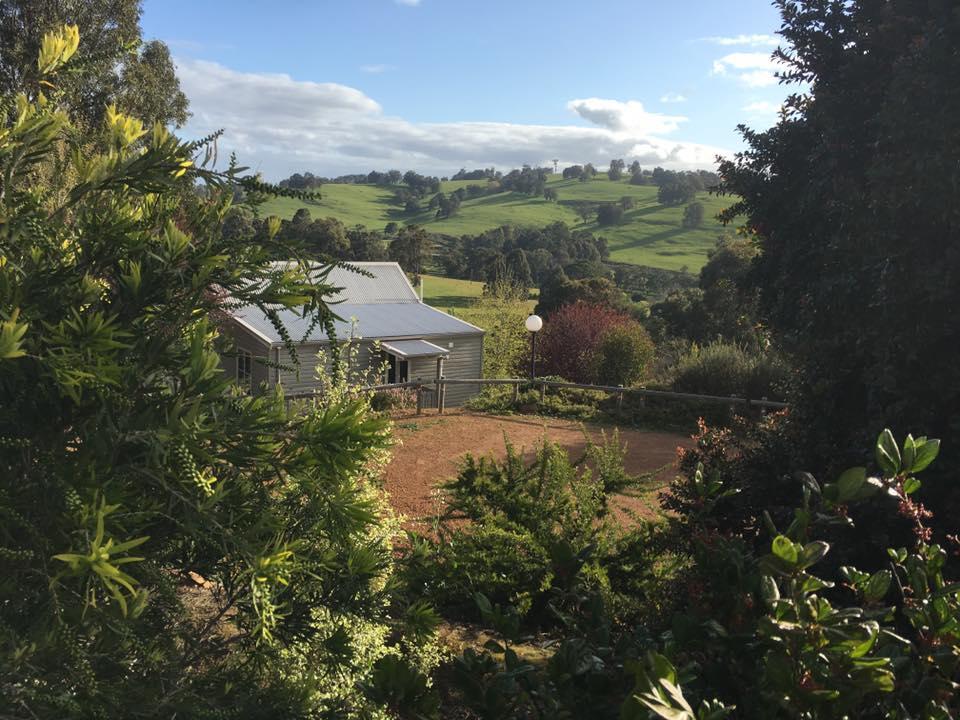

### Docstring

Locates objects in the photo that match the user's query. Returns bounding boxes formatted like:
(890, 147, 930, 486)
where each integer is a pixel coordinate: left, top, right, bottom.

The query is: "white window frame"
(237, 349, 253, 390)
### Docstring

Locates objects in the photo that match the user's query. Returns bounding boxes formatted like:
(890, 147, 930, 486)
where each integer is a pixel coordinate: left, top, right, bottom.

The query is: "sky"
(141, 0, 791, 181)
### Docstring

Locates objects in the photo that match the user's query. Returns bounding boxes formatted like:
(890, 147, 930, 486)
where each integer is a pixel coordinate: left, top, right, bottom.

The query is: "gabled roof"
(326, 262, 420, 304)
(233, 262, 483, 345)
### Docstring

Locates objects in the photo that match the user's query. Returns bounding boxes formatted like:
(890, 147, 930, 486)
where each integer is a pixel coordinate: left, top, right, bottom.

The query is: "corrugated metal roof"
(233, 302, 483, 344)
(325, 262, 420, 304)
(381, 339, 449, 358)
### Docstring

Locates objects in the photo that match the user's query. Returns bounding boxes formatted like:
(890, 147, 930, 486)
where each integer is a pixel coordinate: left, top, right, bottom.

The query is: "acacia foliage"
(0, 28, 428, 717)
(717, 1, 960, 514)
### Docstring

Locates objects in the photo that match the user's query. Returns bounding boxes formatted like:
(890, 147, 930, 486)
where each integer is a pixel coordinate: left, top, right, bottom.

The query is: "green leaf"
(911, 438, 940, 473)
(800, 541, 830, 568)
(875, 429, 901, 477)
(835, 466, 866, 502)
(760, 575, 780, 606)
(771, 535, 799, 566)
(902, 477, 921, 495)
(863, 570, 892, 602)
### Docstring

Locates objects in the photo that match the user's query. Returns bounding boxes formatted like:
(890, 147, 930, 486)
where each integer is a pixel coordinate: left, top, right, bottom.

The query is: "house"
(221, 262, 485, 406)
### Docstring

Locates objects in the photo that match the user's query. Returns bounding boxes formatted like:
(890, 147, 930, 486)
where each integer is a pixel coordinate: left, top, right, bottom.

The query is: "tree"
(596, 203, 624, 226)
(657, 179, 696, 206)
(717, 0, 960, 520)
(0, 29, 431, 716)
(562, 164, 584, 180)
(389, 225, 433, 277)
(543, 187, 558, 202)
(619, 196, 635, 211)
(591, 323, 654, 386)
(536, 269, 629, 317)
(681, 201, 705, 228)
(580, 163, 597, 182)
(628, 160, 641, 175)
(0, 1, 188, 127)
(505, 248, 533, 289)
(607, 158, 626, 181)
(537, 303, 634, 383)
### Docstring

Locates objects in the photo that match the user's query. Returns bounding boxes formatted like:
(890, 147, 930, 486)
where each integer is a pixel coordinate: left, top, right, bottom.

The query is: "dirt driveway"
(382, 410, 692, 528)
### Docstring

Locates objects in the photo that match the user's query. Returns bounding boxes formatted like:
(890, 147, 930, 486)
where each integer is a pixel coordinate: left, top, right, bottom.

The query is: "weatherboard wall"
(271, 334, 483, 406)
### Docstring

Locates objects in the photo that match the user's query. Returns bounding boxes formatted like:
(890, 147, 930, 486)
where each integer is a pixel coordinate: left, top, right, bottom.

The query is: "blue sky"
(142, 0, 790, 180)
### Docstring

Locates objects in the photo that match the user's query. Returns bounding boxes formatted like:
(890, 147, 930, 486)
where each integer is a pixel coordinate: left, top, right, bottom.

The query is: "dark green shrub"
(634, 429, 957, 719)
(401, 434, 651, 626)
(672, 341, 787, 400)
(592, 322, 655, 387)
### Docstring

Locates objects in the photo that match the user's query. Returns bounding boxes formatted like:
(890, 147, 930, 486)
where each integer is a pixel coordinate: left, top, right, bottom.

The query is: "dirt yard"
(382, 409, 693, 529)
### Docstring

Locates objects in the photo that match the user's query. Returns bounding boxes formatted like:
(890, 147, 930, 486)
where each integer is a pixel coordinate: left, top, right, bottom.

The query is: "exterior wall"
(420, 333, 484, 407)
(271, 332, 485, 406)
(219, 322, 271, 392)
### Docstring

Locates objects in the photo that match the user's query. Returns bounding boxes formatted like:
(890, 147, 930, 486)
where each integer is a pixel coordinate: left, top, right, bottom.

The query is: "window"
(237, 350, 253, 390)
(384, 353, 408, 384)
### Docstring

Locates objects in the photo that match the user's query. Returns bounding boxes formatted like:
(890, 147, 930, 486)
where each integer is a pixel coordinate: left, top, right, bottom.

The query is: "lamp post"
(525, 314, 543, 380)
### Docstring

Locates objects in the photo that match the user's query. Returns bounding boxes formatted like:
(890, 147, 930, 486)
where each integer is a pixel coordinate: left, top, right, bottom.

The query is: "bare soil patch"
(382, 409, 692, 529)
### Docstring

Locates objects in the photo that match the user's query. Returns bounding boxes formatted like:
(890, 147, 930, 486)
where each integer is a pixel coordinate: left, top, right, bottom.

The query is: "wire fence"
(284, 376, 788, 416)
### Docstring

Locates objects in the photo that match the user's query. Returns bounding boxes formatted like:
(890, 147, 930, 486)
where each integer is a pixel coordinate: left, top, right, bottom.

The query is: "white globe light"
(525, 314, 543, 333)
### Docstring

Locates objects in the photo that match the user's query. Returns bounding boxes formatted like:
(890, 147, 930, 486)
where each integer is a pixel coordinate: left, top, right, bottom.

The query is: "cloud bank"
(175, 59, 729, 180)
(711, 51, 783, 87)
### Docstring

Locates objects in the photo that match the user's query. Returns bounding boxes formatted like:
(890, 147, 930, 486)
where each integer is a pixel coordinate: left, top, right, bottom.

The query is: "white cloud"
(567, 98, 687, 134)
(175, 59, 728, 179)
(704, 34, 778, 47)
(660, 92, 687, 103)
(360, 64, 394, 74)
(711, 51, 783, 87)
(742, 100, 780, 114)
(395, 0, 421, 5)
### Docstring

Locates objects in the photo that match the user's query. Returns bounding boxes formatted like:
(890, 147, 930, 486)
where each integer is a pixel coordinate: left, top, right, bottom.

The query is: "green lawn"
(419, 274, 537, 315)
(419, 274, 484, 309)
(259, 175, 739, 273)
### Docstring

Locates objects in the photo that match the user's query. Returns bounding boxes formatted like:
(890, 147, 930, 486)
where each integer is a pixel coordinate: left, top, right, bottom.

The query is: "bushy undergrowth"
(671, 340, 788, 400)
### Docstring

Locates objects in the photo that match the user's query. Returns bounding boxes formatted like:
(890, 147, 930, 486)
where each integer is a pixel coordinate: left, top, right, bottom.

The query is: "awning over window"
(381, 339, 450, 358)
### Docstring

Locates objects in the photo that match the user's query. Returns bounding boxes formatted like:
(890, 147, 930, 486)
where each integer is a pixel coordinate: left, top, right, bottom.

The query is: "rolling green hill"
(260, 175, 737, 273)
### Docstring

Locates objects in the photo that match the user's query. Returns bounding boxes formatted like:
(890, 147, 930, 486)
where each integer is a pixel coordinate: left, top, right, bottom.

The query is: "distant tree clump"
(657, 179, 697, 206)
(681, 201, 705, 228)
(562, 164, 584, 180)
(607, 158, 626, 181)
(544, 187, 558, 202)
(596, 203, 624, 226)
(389, 225, 433, 278)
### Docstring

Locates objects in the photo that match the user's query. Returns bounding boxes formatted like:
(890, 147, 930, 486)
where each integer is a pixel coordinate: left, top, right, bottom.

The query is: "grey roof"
(233, 302, 483, 345)
(325, 262, 420, 304)
(381, 339, 449, 358)
(232, 262, 483, 345)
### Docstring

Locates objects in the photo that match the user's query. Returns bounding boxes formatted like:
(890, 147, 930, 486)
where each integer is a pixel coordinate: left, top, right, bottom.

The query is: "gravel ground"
(382, 409, 693, 530)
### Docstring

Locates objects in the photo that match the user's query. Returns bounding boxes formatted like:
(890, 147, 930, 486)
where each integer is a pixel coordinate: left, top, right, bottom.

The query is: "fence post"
(512, 380, 519, 405)
(617, 384, 624, 412)
(759, 396, 767, 418)
(638, 386, 646, 408)
(438, 376, 446, 415)
(416, 379, 423, 415)
(539, 381, 546, 404)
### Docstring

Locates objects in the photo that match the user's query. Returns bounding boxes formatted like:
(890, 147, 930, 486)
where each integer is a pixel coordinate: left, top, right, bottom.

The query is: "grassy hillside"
(260, 175, 737, 273)
(419, 274, 537, 313)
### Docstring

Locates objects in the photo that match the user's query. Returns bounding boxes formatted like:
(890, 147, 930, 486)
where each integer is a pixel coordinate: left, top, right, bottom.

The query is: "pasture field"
(260, 175, 738, 273)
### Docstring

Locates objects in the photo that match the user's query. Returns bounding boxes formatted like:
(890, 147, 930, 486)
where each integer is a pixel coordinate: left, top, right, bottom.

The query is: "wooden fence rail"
(284, 376, 788, 416)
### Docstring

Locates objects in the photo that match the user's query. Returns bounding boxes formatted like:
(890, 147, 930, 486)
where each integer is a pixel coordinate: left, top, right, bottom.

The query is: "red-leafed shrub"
(537, 303, 651, 385)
